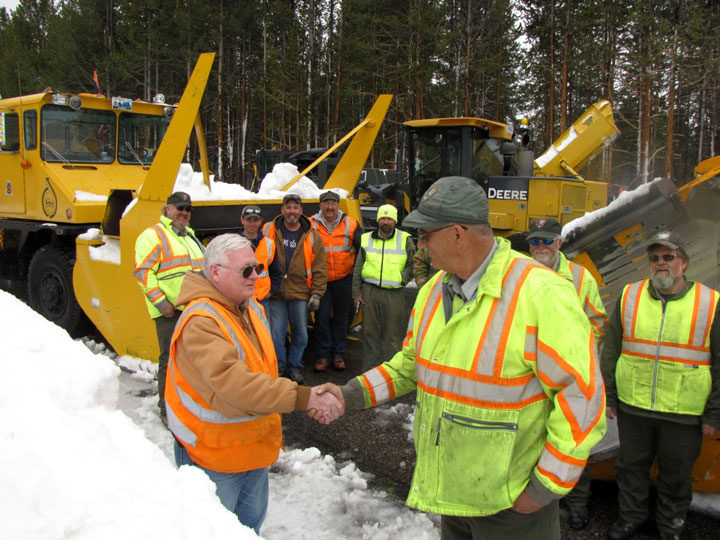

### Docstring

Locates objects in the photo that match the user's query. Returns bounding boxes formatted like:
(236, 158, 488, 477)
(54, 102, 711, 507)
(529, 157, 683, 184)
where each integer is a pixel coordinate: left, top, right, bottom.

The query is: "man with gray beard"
(601, 230, 720, 540)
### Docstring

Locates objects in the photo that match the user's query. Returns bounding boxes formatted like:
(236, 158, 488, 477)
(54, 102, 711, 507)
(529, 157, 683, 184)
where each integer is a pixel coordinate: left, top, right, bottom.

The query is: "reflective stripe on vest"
(312, 215, 357, 280)
(621, 280, 715, 365)
(617, 280, 718, 415)
(167, 300, 266, 448)
(361, 230, 409, 288)
(254, 237, 275, 299)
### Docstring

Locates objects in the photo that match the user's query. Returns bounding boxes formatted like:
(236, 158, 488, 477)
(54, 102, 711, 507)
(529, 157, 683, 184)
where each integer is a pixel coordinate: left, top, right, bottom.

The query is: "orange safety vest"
(311, 214, 358, 281)
(254, 236, 275, 300)
(165, 296, 282, 473)
(263, 221, 315, 289)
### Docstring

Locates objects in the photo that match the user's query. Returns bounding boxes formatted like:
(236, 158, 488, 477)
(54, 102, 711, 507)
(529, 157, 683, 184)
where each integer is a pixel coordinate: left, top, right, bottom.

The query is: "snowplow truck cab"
(0, 88, 175, 335)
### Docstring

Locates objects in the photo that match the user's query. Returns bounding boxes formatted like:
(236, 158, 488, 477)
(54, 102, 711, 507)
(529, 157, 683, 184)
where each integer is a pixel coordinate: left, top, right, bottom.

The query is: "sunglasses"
(175, 205, 192, 212)
(217, 263, 264, 278)
(649, 254, 677, 263)
(528, 237, 555, 246)
(243, 209, 261, 216)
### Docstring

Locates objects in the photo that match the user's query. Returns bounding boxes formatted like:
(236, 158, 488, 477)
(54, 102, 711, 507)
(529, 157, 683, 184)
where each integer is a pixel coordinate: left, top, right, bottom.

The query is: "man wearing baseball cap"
(134, 191, 205, 425)
(526, 217, 608, 530)
(317, 176, 606, 538)
(602, 230, 720, 540)
(310, 191, 363, 372)
(239, 205, 281, 318)
(352, 203, 415, 371)
(263, 193, 327, 384)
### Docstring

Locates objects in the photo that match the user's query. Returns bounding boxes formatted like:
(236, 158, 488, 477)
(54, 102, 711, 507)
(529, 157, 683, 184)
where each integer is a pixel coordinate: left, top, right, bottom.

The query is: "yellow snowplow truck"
(0, 52, 391, 361)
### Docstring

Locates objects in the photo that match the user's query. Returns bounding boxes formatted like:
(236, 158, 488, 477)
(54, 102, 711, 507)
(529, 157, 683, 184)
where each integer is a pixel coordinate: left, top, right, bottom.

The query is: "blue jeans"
(269, 298, 308, 371)
(174, 440, 269, 535)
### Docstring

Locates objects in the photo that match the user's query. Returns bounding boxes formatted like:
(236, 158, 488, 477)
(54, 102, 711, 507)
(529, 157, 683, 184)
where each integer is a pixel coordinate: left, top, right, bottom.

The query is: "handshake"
(306, 383, 345, 425)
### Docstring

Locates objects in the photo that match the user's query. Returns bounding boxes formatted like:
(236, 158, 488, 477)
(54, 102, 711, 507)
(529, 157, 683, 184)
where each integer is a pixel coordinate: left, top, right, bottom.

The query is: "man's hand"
(353, 296, 364, 306)
(159, 303, 175, 318)
(702, 423, 718, 437)
(606, 406, 618, 420)
(307, 384, 345, 424)
(512, 489, 543, 514)
(307, 294, 322, 312)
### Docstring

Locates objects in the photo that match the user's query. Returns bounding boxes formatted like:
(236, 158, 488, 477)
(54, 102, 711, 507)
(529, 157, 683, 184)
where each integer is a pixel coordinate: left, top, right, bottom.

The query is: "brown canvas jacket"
(172, 270, 310, 418)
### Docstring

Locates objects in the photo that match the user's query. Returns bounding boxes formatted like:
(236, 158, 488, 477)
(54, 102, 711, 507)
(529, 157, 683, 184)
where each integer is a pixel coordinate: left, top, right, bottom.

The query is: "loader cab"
(404, 117, 515, 206)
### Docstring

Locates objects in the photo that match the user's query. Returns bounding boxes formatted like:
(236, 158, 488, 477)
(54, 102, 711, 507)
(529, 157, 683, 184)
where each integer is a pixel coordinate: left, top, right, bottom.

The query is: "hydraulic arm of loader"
(73, 52, 216, 360)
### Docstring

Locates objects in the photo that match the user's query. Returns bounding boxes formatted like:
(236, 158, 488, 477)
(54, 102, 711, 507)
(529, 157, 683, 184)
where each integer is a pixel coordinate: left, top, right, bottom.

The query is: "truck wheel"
(27, 245, 83, 336)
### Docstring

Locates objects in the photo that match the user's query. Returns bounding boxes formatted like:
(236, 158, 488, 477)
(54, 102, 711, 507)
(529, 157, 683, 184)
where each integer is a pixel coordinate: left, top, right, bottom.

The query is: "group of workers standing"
(131, 177, 720, 540)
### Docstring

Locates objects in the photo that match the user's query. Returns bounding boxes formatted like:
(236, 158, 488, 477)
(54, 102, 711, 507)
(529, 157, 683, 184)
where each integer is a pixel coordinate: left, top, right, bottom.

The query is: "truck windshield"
(118, 113, 170, 165)
(41, 105, 116, 163)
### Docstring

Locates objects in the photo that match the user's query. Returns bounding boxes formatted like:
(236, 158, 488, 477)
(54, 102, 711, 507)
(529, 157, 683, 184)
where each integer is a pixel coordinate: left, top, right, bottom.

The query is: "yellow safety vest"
(556, 252, 608, 345)
(356, 238, 606, 516)
(617, 279, 719, 415)
(360, 229, 410, 288)
(134, 215, 205, 317)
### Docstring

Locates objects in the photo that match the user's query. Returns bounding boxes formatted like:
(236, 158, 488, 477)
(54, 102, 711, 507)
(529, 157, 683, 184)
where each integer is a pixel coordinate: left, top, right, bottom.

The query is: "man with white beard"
(602, 230, 720, 540)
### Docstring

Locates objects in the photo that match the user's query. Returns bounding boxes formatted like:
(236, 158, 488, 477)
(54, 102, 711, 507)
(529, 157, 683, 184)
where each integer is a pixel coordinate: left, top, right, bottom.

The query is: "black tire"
(27, 245, 84, 336)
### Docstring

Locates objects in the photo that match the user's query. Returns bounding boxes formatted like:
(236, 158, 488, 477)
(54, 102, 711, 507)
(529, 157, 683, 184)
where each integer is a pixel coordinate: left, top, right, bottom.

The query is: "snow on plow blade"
(563, 155, 720, 494)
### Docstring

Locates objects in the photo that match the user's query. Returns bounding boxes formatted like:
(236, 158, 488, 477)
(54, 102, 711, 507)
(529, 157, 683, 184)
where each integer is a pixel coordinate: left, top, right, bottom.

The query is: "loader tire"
(27, 245, 83, 337)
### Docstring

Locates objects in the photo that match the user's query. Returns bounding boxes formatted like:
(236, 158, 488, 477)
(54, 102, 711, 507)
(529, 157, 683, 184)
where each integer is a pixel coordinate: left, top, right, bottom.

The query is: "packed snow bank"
(0, 290, 257, 540)
(172, 162, 349, 203)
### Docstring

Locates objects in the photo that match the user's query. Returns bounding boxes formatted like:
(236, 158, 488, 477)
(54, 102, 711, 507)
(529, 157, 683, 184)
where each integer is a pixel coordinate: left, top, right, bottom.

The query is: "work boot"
(568, 505, 588, 530)
(659, 532, 681, 540)
(288, 367, 304, 385)
(314, 357, 329, 372)
(332, 355, 346, 370)
(607, 519, 645, 540)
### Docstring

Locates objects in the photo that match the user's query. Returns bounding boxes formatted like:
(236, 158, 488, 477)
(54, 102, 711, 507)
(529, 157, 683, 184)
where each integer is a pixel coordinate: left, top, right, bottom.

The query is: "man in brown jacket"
(166, 233, 341, 535)
(264, 193, 327, 383)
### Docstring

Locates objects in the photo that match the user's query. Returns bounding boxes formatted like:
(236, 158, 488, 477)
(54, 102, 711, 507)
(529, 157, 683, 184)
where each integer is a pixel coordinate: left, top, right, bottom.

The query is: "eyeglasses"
(417, 224, 465, 241)
(649, 253, 677, 263)
(243, 209, 261, 216)
(217, 263, 264, 278)
(528, 237, 556, 246)
(175, 205, 192, 212)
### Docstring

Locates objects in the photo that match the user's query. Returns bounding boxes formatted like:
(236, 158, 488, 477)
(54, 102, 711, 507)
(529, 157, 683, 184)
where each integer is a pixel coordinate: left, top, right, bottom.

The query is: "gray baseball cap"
(647, 230, 684, 251)
(402, 176, 489, 229)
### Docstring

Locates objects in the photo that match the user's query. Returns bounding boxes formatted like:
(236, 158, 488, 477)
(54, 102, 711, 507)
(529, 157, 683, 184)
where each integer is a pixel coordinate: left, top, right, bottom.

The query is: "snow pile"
(172, 162, 349, 203)
(0, 290, 256, 540)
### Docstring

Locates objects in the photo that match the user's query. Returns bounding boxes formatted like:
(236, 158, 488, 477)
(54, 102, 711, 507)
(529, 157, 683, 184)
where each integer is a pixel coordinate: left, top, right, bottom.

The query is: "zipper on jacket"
(436, 412, 518, 446)
(651, 299, 668, 411)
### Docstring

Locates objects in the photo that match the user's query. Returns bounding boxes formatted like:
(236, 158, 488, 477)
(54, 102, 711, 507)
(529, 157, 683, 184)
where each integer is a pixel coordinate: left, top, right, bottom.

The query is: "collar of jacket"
(371, 227, 397, 241)
(160, 214, 191, 237)
(313, 209, 345, 230)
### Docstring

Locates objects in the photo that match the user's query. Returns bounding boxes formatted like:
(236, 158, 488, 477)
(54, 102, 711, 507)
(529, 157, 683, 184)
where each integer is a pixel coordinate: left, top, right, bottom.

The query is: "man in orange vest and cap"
(310, 190, 362, 372)
(166, 233, 342, 535)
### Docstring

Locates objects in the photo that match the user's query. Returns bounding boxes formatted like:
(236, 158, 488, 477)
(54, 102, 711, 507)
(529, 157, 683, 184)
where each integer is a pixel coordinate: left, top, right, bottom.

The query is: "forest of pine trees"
(1, 0, 718, 189)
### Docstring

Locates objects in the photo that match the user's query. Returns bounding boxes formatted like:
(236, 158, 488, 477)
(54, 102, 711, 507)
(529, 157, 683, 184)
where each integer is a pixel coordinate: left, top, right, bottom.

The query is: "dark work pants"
(615, 409, 703, 533)
(154, 310, 181, 415)
(314, 274, 353, 359)
(360, 283, 408, 372)
(564, 466, 592, 506)
(441, 501, 560, 540)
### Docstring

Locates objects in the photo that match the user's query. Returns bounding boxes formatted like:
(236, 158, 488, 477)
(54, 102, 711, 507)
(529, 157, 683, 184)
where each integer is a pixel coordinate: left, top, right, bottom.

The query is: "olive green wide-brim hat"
(402, 176, 489, 229)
